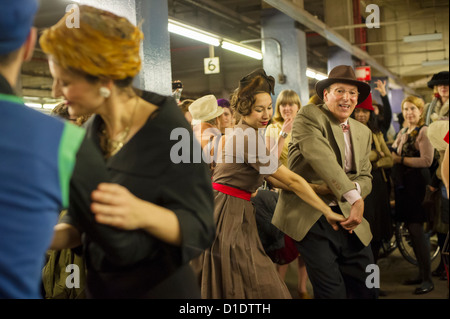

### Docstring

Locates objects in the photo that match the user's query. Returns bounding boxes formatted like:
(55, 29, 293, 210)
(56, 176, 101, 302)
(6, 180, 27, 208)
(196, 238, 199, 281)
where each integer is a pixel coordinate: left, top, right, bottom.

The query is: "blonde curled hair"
(40, 5, 143, 81)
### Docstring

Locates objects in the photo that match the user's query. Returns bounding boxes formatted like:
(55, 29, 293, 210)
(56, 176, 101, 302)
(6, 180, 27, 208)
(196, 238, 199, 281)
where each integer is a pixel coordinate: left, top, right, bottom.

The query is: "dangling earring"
(99, 87, 111, 98)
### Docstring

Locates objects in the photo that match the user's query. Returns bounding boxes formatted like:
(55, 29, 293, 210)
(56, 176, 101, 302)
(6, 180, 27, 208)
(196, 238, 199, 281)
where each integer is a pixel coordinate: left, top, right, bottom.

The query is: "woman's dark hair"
(352, 109, 380, 133)
(367, 110, 381, 133)
(230, 75, 268, 116)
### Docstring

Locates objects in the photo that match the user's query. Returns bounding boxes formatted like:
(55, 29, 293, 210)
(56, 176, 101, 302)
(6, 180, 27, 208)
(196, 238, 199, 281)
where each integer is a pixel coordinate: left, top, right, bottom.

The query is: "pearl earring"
(99, 87, 111, 98)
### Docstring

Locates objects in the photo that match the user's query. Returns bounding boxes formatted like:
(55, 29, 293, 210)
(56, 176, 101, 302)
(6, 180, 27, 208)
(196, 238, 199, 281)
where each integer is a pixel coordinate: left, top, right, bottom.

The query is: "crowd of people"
(1, 1, 449, 299)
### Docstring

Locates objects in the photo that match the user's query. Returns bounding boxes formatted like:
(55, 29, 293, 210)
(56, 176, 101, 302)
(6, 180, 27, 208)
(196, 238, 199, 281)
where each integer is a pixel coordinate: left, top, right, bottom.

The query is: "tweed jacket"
(272, 103, 373, 246)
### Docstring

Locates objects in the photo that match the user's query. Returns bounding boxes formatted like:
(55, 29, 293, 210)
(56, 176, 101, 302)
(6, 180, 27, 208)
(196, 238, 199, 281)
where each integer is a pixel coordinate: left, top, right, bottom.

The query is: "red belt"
(212, 183, 251, 201)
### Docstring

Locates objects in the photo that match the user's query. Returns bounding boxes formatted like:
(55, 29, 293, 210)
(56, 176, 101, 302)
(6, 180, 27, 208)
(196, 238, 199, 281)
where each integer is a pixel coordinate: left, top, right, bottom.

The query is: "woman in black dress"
(391, 96, 435, 294)
(42, 5, 215, 298)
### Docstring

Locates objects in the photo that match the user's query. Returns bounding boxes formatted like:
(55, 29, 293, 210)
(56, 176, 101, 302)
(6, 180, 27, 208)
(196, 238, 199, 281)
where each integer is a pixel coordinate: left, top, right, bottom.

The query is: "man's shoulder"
(1, 99, 67, 131)
(299, 103, 324, 114)
(298, 103, 328, 121)
(349, 117, 372, 135)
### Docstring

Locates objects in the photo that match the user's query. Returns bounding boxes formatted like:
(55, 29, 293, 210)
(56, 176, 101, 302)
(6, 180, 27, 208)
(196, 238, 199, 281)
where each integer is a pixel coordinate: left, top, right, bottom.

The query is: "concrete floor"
(283, 248, 448, 299)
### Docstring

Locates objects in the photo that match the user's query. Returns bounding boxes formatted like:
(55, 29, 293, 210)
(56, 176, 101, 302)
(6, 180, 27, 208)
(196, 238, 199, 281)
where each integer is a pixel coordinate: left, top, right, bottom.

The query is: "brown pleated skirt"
(193, 190, 292, 299)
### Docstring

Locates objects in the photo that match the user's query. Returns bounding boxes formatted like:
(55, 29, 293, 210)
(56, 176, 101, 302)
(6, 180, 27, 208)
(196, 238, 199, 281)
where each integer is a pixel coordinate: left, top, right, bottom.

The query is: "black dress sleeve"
(380, 95, 393, 135)
(67, 136, 161, 267)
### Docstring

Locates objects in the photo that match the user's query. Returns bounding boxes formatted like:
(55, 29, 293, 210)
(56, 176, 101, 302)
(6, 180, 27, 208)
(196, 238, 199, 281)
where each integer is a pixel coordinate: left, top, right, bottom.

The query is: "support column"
(390, 89, 404, 132)
(77, 0, 172, 95)
(327, 46, 354, 72)
(324, 0, 354, 72)
(261, 8, 309, 106)
(135, 0, 172, 95)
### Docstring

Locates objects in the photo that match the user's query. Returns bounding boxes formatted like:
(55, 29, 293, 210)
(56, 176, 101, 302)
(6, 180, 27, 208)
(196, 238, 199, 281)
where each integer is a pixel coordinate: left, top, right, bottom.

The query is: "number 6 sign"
(204, 57, 220, 74)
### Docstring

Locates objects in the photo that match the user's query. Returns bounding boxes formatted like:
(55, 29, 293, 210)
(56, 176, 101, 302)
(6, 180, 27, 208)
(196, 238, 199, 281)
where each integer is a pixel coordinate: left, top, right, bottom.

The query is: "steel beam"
(263, 0, 415, 94)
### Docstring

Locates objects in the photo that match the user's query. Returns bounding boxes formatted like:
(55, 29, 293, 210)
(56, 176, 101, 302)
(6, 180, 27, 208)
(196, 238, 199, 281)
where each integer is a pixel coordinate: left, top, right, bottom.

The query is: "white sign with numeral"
(204, 57, 220, 74)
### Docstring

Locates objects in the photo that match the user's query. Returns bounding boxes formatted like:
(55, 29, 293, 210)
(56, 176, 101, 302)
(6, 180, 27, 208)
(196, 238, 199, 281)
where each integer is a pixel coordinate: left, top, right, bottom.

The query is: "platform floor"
(284, 248, 448, 299)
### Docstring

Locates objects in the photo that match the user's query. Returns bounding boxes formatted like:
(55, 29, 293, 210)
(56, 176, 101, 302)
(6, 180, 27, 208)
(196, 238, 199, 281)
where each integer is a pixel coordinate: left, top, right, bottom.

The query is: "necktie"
(341, 124, 350, 133)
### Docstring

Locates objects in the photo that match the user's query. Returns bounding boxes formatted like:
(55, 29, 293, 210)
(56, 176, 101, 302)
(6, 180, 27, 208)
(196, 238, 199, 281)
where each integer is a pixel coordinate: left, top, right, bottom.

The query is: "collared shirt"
(340, 120, 361, 205)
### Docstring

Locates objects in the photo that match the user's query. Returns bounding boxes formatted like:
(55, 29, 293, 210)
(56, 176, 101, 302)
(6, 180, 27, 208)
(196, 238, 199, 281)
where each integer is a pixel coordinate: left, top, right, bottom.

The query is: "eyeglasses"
(330, 87, 359, 99)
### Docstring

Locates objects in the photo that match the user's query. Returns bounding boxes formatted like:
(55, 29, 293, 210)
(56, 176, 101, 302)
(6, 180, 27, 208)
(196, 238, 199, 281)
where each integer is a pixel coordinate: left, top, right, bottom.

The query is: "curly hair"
(230, 75, 268, 116)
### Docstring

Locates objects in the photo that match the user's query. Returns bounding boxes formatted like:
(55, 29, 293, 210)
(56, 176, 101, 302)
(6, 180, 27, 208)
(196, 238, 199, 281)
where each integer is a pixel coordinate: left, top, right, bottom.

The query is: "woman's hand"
(374, 79, 387, 97)
(323, 209, 347, 231)
(91, 183, 146, 230)
(281, 117, 294, 134)
(391, 151, 401, 164)
(91, 183, 182, 245)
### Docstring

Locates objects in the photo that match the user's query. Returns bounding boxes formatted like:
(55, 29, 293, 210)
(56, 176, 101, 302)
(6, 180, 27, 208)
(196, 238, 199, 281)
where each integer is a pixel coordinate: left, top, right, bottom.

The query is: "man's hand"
(339, 198, 364, 233)
(323, 209, 347, 231)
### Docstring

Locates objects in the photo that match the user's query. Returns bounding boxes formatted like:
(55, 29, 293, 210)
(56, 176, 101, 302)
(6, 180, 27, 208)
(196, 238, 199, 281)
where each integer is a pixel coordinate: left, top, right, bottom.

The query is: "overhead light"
(306, 68, 327, 81)
(403, 33, 443, 43)
(422, 59, 449, 67)
(167, 19, 262, 60)
(168, 20, 220, 46)
(221, 41, 263, 60)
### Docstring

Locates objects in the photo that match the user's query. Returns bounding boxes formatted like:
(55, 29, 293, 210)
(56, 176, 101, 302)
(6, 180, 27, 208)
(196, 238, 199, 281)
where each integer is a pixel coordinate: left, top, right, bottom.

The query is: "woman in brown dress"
(195, 69, 346, 299)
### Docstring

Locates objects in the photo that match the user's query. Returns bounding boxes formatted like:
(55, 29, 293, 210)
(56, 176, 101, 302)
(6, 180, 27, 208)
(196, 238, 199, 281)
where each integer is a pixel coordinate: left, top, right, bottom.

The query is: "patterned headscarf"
(39, 5, 143, 80)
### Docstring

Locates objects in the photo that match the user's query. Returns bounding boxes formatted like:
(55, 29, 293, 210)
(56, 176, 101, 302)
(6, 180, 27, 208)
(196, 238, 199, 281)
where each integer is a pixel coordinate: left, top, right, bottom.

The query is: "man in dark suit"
(273, 65, 376, 299)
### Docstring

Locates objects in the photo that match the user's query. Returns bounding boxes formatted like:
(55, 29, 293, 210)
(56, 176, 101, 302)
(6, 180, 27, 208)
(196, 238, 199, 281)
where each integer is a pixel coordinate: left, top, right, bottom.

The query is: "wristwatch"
(279, 131, 288, 138)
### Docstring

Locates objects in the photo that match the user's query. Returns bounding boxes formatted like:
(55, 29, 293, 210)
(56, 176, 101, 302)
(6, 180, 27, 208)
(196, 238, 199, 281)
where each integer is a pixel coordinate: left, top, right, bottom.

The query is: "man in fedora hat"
(273, 65, 376, 299)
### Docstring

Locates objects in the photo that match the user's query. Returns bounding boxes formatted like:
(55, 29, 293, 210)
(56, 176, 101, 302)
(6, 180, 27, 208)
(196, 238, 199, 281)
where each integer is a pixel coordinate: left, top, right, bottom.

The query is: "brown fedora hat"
(315, 65, 371, 104)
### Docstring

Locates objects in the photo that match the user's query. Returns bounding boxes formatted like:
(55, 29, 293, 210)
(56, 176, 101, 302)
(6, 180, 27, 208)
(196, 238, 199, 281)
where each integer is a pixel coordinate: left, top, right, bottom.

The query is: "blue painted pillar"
(327, 46, 354, 72)
(261, 8, 309, 106)
(390, 89, 405, 132)
(135, 0, 172, 95)
(76, 0, 172, 95)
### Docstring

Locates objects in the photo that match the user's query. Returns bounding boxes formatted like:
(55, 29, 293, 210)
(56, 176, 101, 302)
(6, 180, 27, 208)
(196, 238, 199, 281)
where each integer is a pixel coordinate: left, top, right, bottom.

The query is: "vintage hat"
(238, 69, 275, 95)
(189, 95, 224, 124)
(315, 65, 371, 104)
(0, 0, 39, 55)
(356, 93, 374, 111)
(427, 71, 449, 88)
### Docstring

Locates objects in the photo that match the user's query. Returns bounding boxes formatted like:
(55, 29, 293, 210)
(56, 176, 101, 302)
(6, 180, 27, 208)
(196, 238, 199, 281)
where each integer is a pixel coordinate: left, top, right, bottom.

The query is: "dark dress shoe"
(403, 278, 422, 285)
(413, 282, 434, 295)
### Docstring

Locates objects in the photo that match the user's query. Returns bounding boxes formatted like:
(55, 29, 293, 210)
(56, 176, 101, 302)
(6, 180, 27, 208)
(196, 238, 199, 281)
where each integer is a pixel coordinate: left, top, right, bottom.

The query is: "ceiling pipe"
(263, 0, 416, 95)
(240, 38, 286, 83)
(177, 0, 260, 35)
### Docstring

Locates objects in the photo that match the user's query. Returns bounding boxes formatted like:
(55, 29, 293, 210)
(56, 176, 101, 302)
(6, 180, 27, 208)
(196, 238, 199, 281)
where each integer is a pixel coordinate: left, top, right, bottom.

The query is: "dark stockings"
(407, 222, 432, 284)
